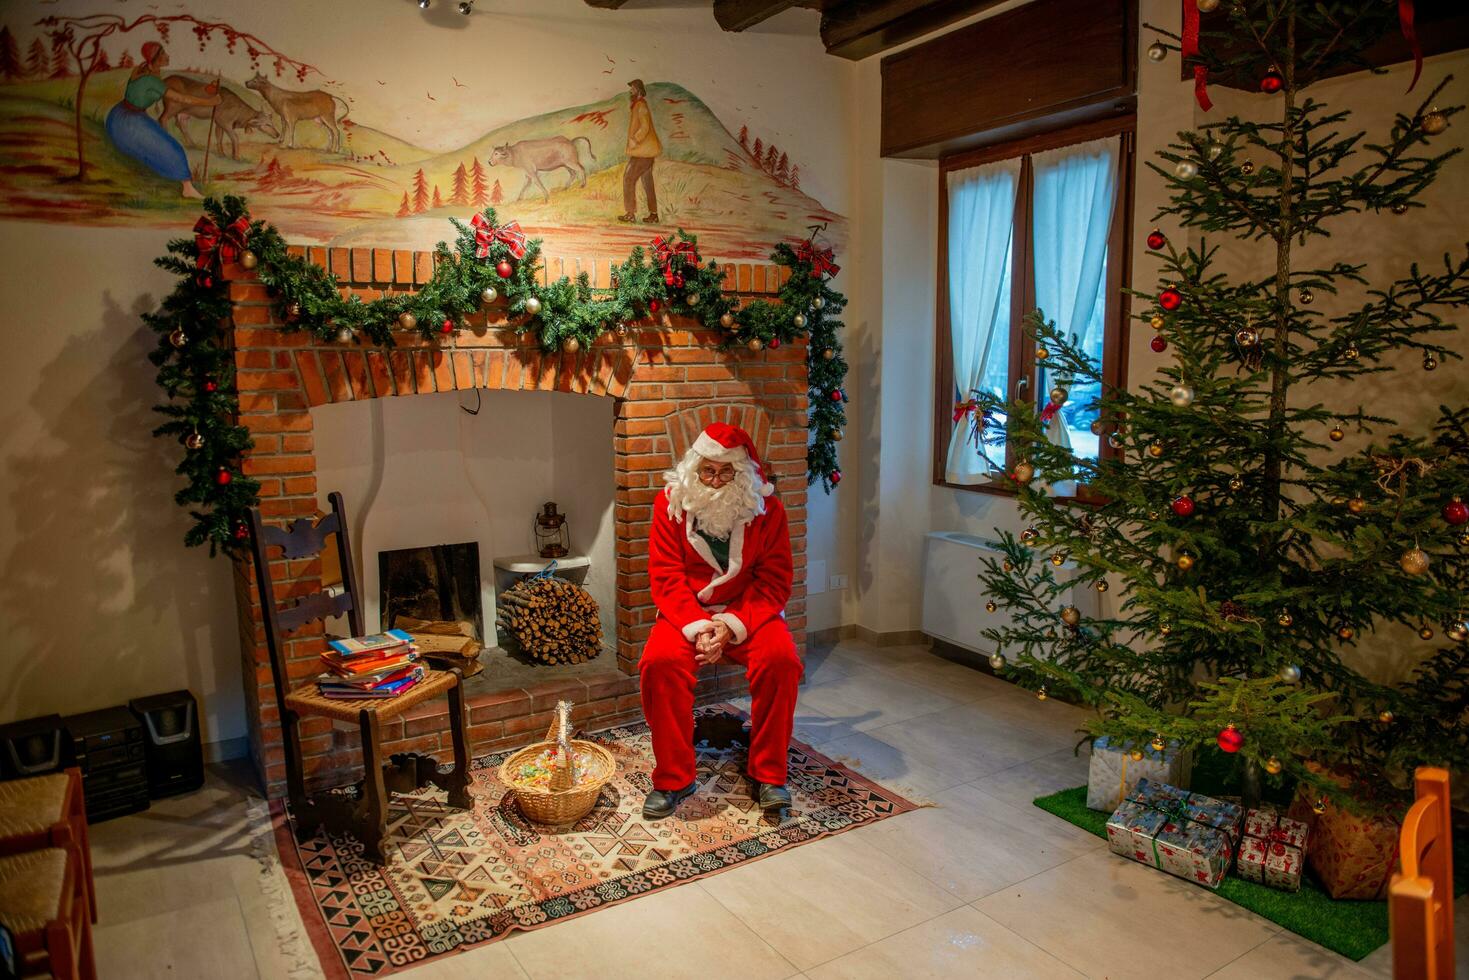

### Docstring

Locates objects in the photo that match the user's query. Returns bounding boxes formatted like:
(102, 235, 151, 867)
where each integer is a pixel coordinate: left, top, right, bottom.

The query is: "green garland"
(148, 195, 848, 553)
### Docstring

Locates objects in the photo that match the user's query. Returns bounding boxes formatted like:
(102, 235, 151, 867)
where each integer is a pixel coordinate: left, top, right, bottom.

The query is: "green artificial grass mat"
(1036, 785, 1388, 961)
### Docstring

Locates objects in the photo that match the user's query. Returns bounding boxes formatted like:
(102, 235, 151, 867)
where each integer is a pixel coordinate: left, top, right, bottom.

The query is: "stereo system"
(0, 689, 207, 822)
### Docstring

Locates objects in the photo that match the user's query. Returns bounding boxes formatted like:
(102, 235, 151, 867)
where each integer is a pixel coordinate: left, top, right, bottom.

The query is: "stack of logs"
(495, 576, 603, 665)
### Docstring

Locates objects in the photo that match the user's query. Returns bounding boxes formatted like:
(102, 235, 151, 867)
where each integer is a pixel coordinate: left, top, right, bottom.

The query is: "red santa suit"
(639, 427, 803, 791)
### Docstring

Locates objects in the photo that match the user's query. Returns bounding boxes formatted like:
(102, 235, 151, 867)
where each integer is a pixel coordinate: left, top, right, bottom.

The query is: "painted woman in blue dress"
(104, 42, 220, 199)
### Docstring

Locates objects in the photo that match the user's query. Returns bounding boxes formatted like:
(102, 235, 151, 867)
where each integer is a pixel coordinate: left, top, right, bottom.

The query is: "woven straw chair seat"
(0, 848, 66, 933)
(284, 668, 458, 722)
(0, 773, 67, 839)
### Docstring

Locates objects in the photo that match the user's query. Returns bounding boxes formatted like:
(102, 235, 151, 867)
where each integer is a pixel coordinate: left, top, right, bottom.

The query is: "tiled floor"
(85, 638, 1464, 979)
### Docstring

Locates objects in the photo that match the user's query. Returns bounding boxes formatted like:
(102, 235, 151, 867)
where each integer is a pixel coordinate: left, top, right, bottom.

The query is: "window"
(934, 119, 1134, 497)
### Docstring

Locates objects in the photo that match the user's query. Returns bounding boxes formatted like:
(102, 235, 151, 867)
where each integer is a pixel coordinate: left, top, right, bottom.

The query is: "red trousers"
(639, 616, 803, 790)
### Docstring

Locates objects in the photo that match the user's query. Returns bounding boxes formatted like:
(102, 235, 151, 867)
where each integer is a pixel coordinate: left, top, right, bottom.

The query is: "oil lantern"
(534, 502, 570, 559)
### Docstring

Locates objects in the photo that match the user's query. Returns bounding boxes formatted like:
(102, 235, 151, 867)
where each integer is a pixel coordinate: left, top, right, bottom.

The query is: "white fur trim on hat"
(692, 431, 746, 463)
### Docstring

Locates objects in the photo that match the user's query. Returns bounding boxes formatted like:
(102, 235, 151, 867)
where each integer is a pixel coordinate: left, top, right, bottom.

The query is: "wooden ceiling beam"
(713, 0, 804, 33)
(821, 0, 1010, 60)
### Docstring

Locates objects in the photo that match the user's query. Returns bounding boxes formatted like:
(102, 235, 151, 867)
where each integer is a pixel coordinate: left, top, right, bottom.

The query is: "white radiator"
(920, 530, 1098, 656)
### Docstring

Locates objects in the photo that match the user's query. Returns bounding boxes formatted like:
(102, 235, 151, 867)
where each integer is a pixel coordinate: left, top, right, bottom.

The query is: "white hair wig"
(664, 447, 767, 539)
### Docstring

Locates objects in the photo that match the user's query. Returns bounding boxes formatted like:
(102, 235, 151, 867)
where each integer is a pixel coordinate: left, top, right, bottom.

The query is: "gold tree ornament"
(1229, 474, 1245, 492)
(1150, 314, 1165, 329)
(1299, 288, 1314, 305)
(1146, 40, 1168, 62)
(823, 347, 836, 360)
(1338, 625, 1356, 640)
(561, 336, 580, 354)
(1169, 385, 1194, 407)
(1050, 552, 1067, 567)
(1280, 663, 1301, 684)
(169, 328, 187, 348)
(1240, 160, 1256, 176)
(1400, 547, 1430, 576)
(1392, 200, 1410, 215)
(1347, 496, 1367, 514)
(1277, 610, 1293, 627)
(719, 312, 736, 329)
(1421, 107, 1448, 135)
(398, 312, 417, 330)
(1129, 749, 1145, 761)
(1329, 425, 1346, 442)
(1419, 625, 1435, 640)
(1176, 553, 1195, 571)
(1447, 620, 1469, 642)
(1036, 687, 1048, 701)
(747, 337, 764, 352)
(1159, 622, 1173, 636)
(1378, 710, 1395, 724)
(1150, 734, 1166, 752)
(1095, 579, 1109, 593)
(184, 431, 205, 450)
(1235, 326, 1259, 346)
(1060, 605, 1081, 626)
(335, 326, 353, 344)
(1035, 346, 1049, 360)
(1344, 344, 1360, 362)
(240, 249, 258, 270)
(1020, 526, 1039, 543)
(989, 653, 1006, 670)
(1264, 756, 1283, 775)
(1423, 352, 1439, 371)
(1013, 460, 1035, 483)
(1148, 442, 1165, 458)
(985, 600, 998, 613)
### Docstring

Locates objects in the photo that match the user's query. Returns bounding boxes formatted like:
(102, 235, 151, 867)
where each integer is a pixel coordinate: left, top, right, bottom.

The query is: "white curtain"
(944, 157, 1021, 484)
(1031, 136, 1119, 496)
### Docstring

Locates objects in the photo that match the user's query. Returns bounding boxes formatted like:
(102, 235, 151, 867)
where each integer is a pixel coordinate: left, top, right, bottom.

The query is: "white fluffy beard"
(665, 454, 764, 540)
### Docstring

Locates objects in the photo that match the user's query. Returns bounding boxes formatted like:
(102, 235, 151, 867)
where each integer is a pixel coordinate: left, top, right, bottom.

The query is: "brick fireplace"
(224, 245, 810, 796)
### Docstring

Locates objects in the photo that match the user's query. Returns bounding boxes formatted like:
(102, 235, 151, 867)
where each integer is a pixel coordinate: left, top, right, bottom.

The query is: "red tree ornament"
(1260, 66, 1284, 94)
(830, 389, 843, 402)
(1151, 335, 1168, 353)
(215, 468, 233, 486)
(495, 260, 514, 278)
(1443, 496, 1469, 525)
(649, 299, 662, 313)
(203, 380, 218, 392)
(1159, 286, 1183, 311)
(233, 523, 249, 541)
(1171, 495, 1195, 517)
(831, 470, 842, 485)
(1146, 229, 1167, 250)
(1217, 724, 1244, 753)
(770, 337, 781, 349)
(441, 317, 454, 334)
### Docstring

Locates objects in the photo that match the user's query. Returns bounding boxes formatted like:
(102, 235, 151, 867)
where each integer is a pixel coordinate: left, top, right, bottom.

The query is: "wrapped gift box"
(1104, 778, 1242, 890)
(1287, 770, 1401, 900)
(1237, 808, 1310, 891)
(1086, 736, 1193, 812)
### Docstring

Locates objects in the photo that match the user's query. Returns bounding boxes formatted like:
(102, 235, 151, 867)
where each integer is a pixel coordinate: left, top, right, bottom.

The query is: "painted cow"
(157, 76, 279, 160)
(245, 73, 349, 153)
(489, 136, 596, 202)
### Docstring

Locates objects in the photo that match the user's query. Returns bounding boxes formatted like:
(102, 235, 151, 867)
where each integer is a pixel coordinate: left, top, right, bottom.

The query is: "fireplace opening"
(379, 542, 483, 642)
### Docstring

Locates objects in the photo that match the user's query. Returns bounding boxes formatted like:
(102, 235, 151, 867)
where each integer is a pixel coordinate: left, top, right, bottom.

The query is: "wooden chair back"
(246, 492, 365, 720)
(1391, 766, 1455, 980)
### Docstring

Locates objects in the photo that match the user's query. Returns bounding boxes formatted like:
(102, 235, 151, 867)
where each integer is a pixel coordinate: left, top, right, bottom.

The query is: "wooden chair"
(0, 768, 95, 924)
(247, 492, 473, 863)
(0, 847, 95, 980)
(1390, 766, 1455, 980)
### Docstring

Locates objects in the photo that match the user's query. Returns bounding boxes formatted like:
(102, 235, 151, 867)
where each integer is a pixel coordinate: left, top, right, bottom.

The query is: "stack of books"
(317, 629, 423, 700)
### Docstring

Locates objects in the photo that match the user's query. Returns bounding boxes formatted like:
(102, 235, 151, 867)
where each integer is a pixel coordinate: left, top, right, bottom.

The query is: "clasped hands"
(694, 622, 734, 665)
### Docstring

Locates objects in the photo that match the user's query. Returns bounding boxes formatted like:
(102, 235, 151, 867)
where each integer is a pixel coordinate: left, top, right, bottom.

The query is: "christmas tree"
(970, 1, 1469, 807)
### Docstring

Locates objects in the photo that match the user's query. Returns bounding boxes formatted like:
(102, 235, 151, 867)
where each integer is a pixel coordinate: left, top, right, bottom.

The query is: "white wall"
(0, 0, 860, 750)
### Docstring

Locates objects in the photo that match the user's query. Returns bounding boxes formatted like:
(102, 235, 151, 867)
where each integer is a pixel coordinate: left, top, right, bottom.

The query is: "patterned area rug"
(274, 704, 919, 978)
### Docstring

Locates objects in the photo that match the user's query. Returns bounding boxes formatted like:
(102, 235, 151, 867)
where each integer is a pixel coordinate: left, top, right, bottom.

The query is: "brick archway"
(225, 245, 809, 794)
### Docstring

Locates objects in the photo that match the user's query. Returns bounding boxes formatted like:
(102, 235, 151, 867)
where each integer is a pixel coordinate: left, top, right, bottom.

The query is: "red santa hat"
(691, 422, 774, 496)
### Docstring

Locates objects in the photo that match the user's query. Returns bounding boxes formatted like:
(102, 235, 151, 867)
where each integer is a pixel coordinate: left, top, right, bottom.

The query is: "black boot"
(752, 781, 791, 811)
(642, 781, 697, 819)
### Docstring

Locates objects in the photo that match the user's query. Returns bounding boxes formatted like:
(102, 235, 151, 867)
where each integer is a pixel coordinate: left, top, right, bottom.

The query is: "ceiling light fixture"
(458, 0, 474, 12)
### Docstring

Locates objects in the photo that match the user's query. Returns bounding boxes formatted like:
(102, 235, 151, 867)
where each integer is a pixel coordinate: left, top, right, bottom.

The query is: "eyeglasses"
(697, 463, 737, 485)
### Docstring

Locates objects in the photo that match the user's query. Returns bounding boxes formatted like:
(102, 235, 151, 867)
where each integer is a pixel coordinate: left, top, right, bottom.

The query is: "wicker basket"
(498, 700, 615, 825)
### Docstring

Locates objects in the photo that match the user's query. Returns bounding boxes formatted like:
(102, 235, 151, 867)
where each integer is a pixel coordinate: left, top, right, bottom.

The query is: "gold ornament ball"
(481, 285, 498, 304)
(813, 296, 826, 310)
(1036, 687, 1048, 702)
(1347, 496, 1366, 514)
(184, 431, 205, 450)
(1299, 288, 1314, 306)
(1447, 620, 1469, 642)
(1264, 756, 1283, 775)
(1020, 526, 1039, 543)
(1196, 0, 1220, 10)
(1002, 559, 1014, 573)
(985, 600, 998, 613)
(1329, 426, 1345, 442)
(287, 302, 301, 319)
(1013, 460, 1036, 483)
(686, 293, 700, 306)
(1400, 547, 1430, 575)
(1060, 605, 1081, 626)
(1147, 442, 1165, 458)
(562, 336, 580, 354)
(830, 429, 843, 441)
(1176, 553, 1195, 571)
(823, 347, 836, 361)
(1235, 326, 1259, 347)
(1206, 139, 1224, 161)
(1129, 749, 1144, 762)
(1419, 625, 1435, 640)
(719, 312, 736, 329)
(1049, 386, 1068, 407)
(168, 327, 187, 349)
(1090, 419, 1104, 435)
(335, 326, 353, 344)
(1378, 710, 1395, 724)
(1344, 344, 1360, 362)
(1459, 530, 1469, 547)
(1107, 432, 1124, 449)
(1050, 552, 1067, 567)
(523, 296, 542, 316)
(747, 337, 765, 352)
(1169, 385, 1194, 407)
(1229, 474, 1245, 492)
(1035, 346, 1049, 360)
(1150, 734, 1166, 752)
(989, 653, 1006, 670)
(1338, 625, 1356, 640)
(1146, 40, 1168, 62)
(1159, 622, 1173, 636)
(1312, 797, 1327, 815)
(1280, 663, 1301, 684)
(1175, 159, 1198, 180)
(1392, 201, 1409, 215)
(792, 313, 808, 329)
(1095, 579, 1109, 593)
(1421, 107, 1448, 135)
(1150, 314, 1165, 330)
(615, 322, 629, 337)
(1424, 352, 1439, 371)
(1241, 160, 1256, 176)
(1277, 610, 1293, 627)
(398, 312, 417, 330)
(240, 249, 258, 270)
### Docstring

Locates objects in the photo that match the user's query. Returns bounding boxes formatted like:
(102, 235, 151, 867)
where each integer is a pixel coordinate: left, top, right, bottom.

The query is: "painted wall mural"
(0, 10, 846, 258)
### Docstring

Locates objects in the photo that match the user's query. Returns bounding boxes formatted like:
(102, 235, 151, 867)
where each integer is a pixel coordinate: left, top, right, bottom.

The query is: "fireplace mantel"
(224, 243, 811, 795)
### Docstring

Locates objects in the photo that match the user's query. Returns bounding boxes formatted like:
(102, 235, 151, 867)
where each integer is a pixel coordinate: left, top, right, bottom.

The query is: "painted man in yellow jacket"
(619, 79, 662, 224)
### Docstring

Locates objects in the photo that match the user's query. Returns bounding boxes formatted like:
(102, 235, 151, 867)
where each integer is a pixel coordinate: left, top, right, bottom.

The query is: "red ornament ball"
(203, 380, 218, 393)
(441, 318, 454, 334)
(1150, 335, 1168, 353)
(495, 260, 514, 278)
(1146, 229, 1167, 250)
(830, 389, 843, 402)
(769, 337, 781, 349)
(649, 299, 662, 313)
(1159, 287, 1183, 311)
(215, 468, 233, 486)
(1171, 495, 1195, 517)
(1260, 67, 1284, 94)
(672, 274, 685, 289)
(233, 523, 249, 541)
(1217, 724, 1244, 753)
(197, 274, 213, 289)
(1443, 496, 1469, 525)
(831, 470, 842, 485)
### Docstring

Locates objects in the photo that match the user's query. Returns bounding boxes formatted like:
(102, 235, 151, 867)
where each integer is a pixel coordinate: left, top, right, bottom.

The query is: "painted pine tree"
(411, 168, 429, 213)
(490, 179, 503, 205)
(450, 162, 470, 206)
(0, 28, 22, 81)
(26, 38, 46, 79)
(970, 2, 1469, 805)
(395, 192, 410, 218)
(470, 157, 489, 208)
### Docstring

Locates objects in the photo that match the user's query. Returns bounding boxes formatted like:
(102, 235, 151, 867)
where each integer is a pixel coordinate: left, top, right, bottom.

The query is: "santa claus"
(639, 422, 803, 818)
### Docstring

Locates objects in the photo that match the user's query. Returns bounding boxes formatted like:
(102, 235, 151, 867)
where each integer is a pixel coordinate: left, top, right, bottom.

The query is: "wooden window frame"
(933, 114, 1137, 502)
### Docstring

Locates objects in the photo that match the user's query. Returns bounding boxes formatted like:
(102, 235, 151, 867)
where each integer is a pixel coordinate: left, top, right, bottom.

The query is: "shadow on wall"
(0, 291, 238, 736)
(853, 322, 879, 599)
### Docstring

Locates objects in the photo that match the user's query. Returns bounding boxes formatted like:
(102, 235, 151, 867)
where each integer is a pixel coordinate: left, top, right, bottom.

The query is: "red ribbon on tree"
(1180, 0, 1212, 111)
(1039, 402, 1061, 423)
(470, 213, 528, 260)
(795, 240, 840, 279)
(953, 398, 985, 448)
(193, 214, 250, 271)
(1400, 0, 1422, 92)
(652, 235, 700, 286)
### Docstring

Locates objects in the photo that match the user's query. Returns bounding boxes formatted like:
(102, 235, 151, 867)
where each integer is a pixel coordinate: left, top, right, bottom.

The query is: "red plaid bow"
(795, 240, 839, 279)
(1039, 401, 1061, 423)
(470, 213, 528, 260)
(653, 235, 700, 286)
(194, 214, 250, 271)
